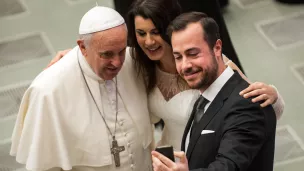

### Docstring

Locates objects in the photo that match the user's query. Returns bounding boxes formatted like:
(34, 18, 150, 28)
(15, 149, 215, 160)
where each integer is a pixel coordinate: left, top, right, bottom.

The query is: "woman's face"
(134, 15, 172, 61)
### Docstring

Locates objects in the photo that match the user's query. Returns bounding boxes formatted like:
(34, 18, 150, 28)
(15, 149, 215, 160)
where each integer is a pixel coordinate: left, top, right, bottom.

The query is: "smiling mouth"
(147, 46, 161, 52)
(183, 71, 201, 80)
(184, 70, 200, 76)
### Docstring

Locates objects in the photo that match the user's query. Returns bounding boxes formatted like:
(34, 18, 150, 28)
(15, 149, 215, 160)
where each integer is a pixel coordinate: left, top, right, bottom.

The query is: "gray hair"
(79, 33, 93, 47)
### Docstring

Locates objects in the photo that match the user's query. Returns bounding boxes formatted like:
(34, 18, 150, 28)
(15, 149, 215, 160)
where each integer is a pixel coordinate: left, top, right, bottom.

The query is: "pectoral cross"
(111, 138, 125, 167)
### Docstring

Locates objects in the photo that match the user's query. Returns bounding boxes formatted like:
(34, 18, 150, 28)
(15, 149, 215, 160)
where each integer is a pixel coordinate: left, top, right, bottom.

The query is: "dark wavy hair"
(167, 12, 220, 51)
(126, 0, 182, 93)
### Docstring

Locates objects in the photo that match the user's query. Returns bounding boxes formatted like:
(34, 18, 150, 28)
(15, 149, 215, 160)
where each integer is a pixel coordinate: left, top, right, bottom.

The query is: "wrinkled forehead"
(91, 27, 127, 51)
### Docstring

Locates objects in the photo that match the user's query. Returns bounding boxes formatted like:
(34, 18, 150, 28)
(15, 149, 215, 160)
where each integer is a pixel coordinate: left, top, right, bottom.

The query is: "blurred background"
(0, 0, 303, 171)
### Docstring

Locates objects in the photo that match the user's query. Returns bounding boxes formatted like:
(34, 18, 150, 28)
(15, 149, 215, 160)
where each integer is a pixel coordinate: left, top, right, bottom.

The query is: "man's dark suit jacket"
(181, 72, 277, 171)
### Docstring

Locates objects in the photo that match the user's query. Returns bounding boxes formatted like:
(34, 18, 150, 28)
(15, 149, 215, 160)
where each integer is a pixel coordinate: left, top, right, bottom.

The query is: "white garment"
(185, 66, 234, 152)
(269, 85, 285, 120)
(10, 46, 152, 171)
(149, 88, 199, 150)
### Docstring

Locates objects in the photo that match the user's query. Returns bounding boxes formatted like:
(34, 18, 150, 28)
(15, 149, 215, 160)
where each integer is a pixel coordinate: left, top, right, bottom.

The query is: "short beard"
(190, 53, 219, 90)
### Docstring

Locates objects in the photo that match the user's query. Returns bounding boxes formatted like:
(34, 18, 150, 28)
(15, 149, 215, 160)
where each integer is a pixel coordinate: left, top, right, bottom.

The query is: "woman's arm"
(223, 55, 250, 83)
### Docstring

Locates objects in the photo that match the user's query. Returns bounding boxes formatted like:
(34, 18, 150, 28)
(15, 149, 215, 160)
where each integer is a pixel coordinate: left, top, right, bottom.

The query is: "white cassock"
(10, 46, 153, 171)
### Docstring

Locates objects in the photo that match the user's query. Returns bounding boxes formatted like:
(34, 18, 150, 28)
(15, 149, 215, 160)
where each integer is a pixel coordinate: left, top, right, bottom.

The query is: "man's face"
(171, 22, 222, 90)
(79, 24, 128, 80)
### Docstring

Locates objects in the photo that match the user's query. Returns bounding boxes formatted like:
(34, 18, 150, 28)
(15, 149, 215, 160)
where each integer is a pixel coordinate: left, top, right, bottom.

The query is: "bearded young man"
(152, 12, 276, 171)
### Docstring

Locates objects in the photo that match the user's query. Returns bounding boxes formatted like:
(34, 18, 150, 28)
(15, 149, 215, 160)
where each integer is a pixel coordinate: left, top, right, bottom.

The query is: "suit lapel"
(181, 99, 200, 151)
(185, 72, 242, 159)
(186, 98, 223, 159)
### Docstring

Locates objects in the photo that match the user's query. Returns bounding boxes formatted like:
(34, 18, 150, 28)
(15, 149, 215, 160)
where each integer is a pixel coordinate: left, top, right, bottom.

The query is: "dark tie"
(191, 96, 209, 136)
(194, 96, 209, 123)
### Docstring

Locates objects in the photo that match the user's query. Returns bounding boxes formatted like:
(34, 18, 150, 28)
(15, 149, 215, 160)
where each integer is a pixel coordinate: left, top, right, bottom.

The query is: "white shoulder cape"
(10, 47, 114, 170)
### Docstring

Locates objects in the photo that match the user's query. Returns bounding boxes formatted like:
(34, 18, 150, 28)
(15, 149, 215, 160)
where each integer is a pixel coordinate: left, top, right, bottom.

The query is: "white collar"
(77, 47, 105, 83)
(201, 66, 234, 102)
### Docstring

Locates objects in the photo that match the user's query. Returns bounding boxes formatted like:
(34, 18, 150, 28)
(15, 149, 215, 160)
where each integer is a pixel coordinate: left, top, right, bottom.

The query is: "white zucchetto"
(79, 6, 125, 34)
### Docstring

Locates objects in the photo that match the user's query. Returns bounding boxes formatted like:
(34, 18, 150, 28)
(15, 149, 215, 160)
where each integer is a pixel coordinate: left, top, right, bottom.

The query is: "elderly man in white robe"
(10, 6, 152, 171)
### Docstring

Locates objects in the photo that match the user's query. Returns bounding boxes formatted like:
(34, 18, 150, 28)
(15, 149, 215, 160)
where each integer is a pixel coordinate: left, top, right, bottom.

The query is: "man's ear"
(77, 39, 88, 57)
(213, 39, 222, 58)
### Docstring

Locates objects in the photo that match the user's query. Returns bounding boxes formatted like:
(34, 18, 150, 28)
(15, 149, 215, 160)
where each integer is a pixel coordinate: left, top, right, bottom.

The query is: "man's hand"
(45, 48, 72, 69)
(152, 151, 189, 171)
(240, 82, 278, 107)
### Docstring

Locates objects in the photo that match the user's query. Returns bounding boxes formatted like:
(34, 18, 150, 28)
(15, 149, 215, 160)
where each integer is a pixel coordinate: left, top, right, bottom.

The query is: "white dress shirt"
(185, 66, 234, 152)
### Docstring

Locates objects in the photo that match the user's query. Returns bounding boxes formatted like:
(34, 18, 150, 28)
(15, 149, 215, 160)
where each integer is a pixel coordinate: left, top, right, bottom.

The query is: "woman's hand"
(240, 82, 278, 107)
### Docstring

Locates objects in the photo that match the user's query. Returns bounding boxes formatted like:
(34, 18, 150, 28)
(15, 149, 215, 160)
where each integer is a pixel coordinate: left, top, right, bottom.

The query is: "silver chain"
(77, 51, 119, 140)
